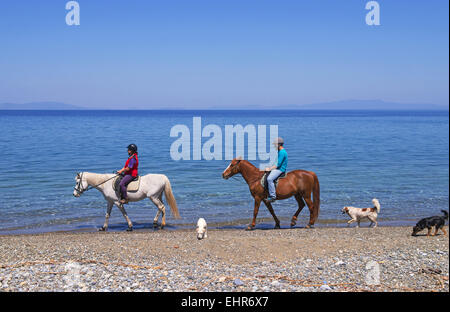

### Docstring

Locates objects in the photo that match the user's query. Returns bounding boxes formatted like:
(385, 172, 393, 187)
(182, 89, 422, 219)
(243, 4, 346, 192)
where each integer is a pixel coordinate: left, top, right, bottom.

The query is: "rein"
(74, 172, 119, 195)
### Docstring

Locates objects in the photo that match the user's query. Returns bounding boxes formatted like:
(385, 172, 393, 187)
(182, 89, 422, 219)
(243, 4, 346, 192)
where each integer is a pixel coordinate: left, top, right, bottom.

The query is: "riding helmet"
(273, 137, 284, 145)
(127, 144, 138, 153)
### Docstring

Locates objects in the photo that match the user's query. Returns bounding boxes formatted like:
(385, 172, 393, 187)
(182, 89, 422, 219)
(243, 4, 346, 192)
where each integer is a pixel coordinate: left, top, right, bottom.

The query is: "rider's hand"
(265, 167, 270, 171)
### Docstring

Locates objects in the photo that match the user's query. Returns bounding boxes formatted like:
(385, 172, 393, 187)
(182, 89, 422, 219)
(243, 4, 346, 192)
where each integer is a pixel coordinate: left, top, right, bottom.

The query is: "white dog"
(342, 199, 380, 228)
(196, 218, 207, 240)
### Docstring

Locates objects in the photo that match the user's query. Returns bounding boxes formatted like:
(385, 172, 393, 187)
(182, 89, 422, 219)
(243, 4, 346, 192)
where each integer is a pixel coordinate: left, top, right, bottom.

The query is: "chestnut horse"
(222, 158, 320, 230)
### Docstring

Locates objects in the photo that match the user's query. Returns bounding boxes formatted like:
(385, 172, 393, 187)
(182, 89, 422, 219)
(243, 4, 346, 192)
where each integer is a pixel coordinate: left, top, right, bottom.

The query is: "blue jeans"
(267, 169, 283, 198)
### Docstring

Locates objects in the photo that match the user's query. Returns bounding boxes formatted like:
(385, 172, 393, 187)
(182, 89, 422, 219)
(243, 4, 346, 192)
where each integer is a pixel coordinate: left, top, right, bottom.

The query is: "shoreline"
(0, 218, 421, 236)
(0, 226, 448, 292)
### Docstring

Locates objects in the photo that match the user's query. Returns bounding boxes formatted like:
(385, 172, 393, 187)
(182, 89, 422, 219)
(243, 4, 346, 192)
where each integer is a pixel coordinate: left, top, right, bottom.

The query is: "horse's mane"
(239, 160, 265, 177)
(240, 160, 263, 171)
(84, 172, 114, 185)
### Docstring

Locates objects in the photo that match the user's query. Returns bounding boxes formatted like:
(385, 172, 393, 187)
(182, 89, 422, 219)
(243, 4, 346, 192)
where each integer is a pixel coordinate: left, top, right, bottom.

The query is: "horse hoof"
(153, 222, 158, 228)
(306, 224, 315, 229)
(245, 225, 255, 231)
(98, 227, 106, 232)
(127, 227, 133, 232)
(274, 224, 281, 229)
(290, 221, 296, 227)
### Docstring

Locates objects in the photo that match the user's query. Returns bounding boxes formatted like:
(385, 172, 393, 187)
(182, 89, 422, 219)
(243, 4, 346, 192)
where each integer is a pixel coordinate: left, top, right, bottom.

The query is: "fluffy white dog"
(342, 199, 380, 228)
(196, 218, 207, 240)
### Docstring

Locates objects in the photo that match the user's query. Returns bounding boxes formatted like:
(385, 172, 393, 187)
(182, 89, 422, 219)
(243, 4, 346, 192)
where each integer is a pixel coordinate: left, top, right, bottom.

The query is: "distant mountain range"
(0, 102, 85, 110)
(241, 99, 448, 110)
(0, 100, 448, 110)
(293, 99, 448, 111)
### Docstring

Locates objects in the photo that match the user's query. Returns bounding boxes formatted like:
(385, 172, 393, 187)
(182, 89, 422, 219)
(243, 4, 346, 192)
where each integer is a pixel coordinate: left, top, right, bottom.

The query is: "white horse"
(73, 172, 180, 231)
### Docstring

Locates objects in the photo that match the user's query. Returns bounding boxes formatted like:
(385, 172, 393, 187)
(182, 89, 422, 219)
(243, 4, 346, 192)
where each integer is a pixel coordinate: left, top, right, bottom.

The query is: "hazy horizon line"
(1, 99, 449, 111)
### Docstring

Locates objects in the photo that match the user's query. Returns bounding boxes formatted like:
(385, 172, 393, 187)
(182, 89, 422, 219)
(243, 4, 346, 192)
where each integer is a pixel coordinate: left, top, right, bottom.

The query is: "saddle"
(113, 175, 141, 197)
(261, 171, 286, 193)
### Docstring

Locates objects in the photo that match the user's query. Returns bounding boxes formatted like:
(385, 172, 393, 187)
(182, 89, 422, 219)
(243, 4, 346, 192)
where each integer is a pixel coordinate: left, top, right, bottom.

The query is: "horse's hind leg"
(150, 195, 166, 229)
(153, 204, 161, 228)
(247, 197, 262, 231)
(153, 206, 161, 228)
(100, 202, 113, 231)
(262, 199, 280, 229)
(159, 193, 166, 229)
(303, 196, 315, 228)
(291, 194, 305, 227)
(117, 203, 133, 231)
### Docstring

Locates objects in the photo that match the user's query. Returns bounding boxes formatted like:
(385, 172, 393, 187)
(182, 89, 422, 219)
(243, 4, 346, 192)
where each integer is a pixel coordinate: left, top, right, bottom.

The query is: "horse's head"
(73, 172, 88, 197)
(222, 157, 243, 179)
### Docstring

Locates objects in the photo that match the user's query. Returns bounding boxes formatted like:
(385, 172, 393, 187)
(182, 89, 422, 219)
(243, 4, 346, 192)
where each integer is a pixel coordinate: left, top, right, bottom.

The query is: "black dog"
(412, 210, 448, 237)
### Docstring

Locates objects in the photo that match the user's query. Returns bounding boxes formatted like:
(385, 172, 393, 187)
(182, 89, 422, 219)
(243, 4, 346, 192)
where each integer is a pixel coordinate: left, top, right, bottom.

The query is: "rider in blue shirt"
(265, 137, 288, 202)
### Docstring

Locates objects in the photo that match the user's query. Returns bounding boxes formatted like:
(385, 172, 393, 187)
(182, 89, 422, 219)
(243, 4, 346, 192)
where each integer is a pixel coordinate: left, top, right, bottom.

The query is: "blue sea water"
(0, 110, 448, 234)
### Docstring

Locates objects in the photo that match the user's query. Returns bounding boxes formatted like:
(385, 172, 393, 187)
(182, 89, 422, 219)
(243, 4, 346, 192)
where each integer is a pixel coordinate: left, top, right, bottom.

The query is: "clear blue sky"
(0, 0, 448, 109)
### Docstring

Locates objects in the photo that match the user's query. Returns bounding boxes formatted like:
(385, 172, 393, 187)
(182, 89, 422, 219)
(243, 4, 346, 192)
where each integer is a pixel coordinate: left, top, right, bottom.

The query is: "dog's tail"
(441, 210, 449, 220)
(372, 198, 380, 213)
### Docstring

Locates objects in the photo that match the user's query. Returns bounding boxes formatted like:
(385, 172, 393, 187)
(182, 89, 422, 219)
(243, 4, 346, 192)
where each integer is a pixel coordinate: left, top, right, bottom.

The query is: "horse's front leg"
(99, 202, 113, 231)
(262, 199, 280, 229)
(247, 197, 262, 231)
(117, 203, 133, 231)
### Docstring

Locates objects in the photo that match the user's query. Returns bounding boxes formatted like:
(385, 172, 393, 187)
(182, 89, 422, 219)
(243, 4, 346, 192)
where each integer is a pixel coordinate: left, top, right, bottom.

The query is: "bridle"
(74, 172, 88, 195)
(225, 159, 264, 184)
(224, 160, 245, 183)
(74, 172, 118, 195)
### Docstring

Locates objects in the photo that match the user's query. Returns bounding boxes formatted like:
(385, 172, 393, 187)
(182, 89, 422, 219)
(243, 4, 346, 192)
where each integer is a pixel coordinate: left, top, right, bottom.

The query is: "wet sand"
(0, 226, 448, 292)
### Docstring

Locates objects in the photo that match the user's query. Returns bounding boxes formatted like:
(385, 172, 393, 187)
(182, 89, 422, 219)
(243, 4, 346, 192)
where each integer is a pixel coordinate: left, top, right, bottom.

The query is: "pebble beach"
(0, 226, 448, 292)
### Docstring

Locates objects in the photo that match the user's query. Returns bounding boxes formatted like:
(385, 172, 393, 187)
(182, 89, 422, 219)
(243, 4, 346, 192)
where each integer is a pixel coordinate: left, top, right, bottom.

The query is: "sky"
(0, 0, 448, 109)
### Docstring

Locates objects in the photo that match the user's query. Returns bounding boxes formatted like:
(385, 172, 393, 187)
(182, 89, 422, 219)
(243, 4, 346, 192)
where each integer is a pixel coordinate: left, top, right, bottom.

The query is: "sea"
(0, 110, 448, 234)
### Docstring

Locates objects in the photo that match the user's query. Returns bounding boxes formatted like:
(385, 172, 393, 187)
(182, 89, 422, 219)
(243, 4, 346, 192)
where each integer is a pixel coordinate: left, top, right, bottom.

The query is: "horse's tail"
(372, 198, 381, 213)
(441, 210, 449, 220)
(312, 173, 320, 223)
(163, 176, 180, 219)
